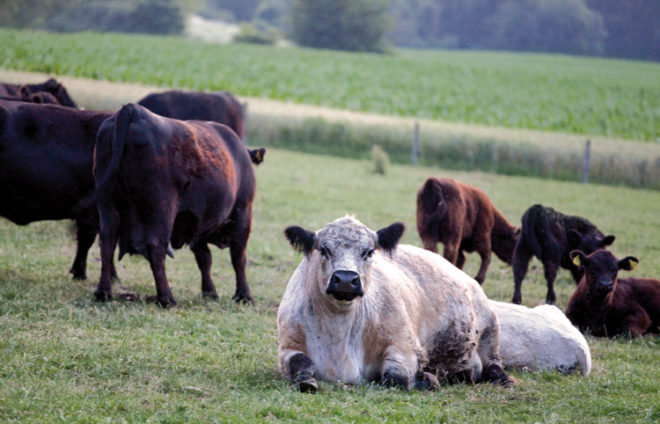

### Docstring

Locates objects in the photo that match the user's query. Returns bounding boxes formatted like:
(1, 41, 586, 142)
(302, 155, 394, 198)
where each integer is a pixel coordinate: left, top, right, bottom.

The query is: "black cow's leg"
(288, 353, 317, 393)
(229, 223, 253, 305)
(474, 249, 491, 285)
(542, 260, 559, 305)
(146, 242, 176, 307)
(511, 243, 533, 304)
(95, 206, 119, 301)
(456, 250, 467, 269)
(70, 220, 96, 280)
(191, 242, 218, 299)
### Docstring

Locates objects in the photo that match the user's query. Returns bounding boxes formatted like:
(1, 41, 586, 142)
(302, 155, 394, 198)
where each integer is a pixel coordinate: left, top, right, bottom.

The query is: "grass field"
(1, 149, 658, 423)
(1, 28, 659, 142)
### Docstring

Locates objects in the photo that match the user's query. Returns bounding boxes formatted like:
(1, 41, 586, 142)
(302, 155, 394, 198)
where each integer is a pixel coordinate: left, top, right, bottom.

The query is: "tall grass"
(1, 28, 659, 141)
(1, 149, 658, 423)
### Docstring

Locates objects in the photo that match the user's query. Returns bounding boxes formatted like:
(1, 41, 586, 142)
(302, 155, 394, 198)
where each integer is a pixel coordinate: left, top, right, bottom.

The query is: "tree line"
(1, 0, 658, 61)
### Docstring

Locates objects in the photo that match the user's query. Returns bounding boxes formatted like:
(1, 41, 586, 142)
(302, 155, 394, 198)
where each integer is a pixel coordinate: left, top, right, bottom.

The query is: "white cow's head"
(285, 216, 404, 306)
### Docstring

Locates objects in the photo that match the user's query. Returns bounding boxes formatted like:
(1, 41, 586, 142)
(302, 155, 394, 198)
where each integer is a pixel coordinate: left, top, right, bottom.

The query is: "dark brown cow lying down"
(137, 90, 245, 139)
(0, 78, 79, 108)
(0, 99, 113, 279)
(278, 216, 512, 392)
(512, 204, 615, 305)
(94, 103, 265, 306)
(416, 177, 519, 284)
(566, 250, 660, 337)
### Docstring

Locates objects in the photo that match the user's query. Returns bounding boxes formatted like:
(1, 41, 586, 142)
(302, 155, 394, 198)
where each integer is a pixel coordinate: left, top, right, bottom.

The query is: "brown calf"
(566, 250, 660, 337)
(416, 177, 518, 284)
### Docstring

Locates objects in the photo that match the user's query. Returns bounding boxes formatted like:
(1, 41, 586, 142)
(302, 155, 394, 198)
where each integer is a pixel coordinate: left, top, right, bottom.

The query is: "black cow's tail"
(96, 104, 135, 190)
(248, 147, 266, 165)
(519, 204, 545, 259)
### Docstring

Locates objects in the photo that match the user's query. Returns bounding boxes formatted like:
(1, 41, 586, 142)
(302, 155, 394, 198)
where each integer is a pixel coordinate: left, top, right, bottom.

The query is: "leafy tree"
(290, 0, 391, 52)
(486, 0, 606, 55)
(586, 0, 660, 61)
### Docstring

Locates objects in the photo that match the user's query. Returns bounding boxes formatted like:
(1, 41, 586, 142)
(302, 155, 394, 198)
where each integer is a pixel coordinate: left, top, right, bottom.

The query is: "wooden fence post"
(411, 122, 420, 165)
(582, 139, 591, 183)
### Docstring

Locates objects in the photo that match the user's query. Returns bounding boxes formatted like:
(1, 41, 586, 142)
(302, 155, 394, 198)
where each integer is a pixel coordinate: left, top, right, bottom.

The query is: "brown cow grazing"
(0, 99, 114, 279)
(512, 204, 615, 305)
(0, 78, 79, 108)
(278, 215, 513, 392)
(416, 177, 519, 284)
(94, 103, 265, 307)
(138, 90, 245, 139)
(566, 250, 660, 337)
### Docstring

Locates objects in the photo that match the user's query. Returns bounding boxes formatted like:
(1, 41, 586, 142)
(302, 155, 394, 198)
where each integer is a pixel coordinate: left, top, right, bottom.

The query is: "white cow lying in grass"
(489, 300, 591, 375)
(277, 215, 513, 392)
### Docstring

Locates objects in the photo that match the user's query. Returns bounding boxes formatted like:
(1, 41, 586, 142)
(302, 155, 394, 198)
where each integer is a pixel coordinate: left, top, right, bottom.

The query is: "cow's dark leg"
(288, 353, 318, 393)
(456, 250, 466, 269)
(542, 260, 559, 305)
(70, 220, 96, 280)
(146, 241, 176, 307)
(511, 242, 533, 304)
(442, 237, 460, 265)
(421, 237, 438, 253)
(474, 248, 491, 285)
(227, 214, 254, 304)
(191, 242, 218, 299)
(95, 206, 119, 302)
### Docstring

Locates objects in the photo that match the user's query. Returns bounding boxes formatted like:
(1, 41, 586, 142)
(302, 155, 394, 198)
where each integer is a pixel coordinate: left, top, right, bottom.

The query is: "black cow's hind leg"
(542, 260, 559, 305)
(146, 242, 176, 307)
(70, 220, 96, 280)
(511, 242, 533, 304)
(191, 242, 218, 299)
(95, 206, 119, 302)
(229, 226, 253, 305)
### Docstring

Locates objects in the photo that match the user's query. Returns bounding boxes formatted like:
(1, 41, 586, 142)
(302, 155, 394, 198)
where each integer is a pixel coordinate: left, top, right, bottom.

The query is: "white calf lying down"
(489, 300, 591, 375)
(277, 216, 513, 392)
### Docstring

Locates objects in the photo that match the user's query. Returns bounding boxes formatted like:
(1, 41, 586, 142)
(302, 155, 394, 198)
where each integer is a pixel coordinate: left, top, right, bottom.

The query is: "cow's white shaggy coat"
(277, 216, 511, 391)
(489, 300, 591, 375)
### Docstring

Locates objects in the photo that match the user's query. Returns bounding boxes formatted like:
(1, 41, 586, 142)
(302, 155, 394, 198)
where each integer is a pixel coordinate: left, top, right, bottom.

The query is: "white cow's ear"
(285, 226, 316, 256)
(376, 222, 405, 253)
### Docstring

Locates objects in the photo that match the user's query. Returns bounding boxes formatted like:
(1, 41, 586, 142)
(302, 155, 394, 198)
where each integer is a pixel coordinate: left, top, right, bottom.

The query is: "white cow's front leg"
(281, 350, 318, 393)
(381, 346, 435, 390)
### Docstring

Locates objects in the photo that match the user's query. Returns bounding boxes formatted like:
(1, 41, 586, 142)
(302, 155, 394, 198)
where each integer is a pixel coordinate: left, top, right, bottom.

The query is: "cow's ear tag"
(572, 256, 581, 266)
(628, 258, 638, 271)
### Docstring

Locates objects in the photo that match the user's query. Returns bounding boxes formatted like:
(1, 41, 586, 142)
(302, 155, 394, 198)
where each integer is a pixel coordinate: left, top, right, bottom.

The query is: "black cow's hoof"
(71, 272, 87, 280)
(94, 290, 112, 302)
(202, 290, 219, 300)
(232, 293, 254, 305)
(146, 295, 177, 308)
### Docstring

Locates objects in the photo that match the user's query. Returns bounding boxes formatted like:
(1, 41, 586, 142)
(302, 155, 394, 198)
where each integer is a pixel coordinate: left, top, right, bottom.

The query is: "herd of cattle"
(1, 78, 658, 393)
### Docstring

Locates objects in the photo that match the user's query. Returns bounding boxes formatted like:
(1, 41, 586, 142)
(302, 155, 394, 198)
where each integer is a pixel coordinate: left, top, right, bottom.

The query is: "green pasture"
(1, 28, 659, 142)
(1, 149, 658, 423)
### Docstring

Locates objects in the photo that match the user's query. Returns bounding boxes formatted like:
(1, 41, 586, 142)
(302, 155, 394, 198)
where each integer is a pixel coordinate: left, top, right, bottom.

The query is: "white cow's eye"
(362, 249, 375, 260)
(319, 247, 332, 258)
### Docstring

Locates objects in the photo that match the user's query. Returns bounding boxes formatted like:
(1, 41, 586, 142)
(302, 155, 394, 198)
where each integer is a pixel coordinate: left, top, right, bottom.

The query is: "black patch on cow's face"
(376, 222, 405, 253)
(285, 226, 316, 256)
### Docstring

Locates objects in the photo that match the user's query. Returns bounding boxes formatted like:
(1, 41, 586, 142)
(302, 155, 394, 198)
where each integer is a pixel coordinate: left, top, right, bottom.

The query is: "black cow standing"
(138, 90, 245, 139)
(94, 103, 265, 306)
(0, 99, 113, 279)
(511, 204, 615, 305)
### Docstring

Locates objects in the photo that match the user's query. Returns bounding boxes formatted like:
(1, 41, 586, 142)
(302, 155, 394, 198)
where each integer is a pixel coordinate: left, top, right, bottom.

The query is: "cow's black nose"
(332, 270, 360, 286)
(596, 278, 613, 293)
(326, 270, 363, 301)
